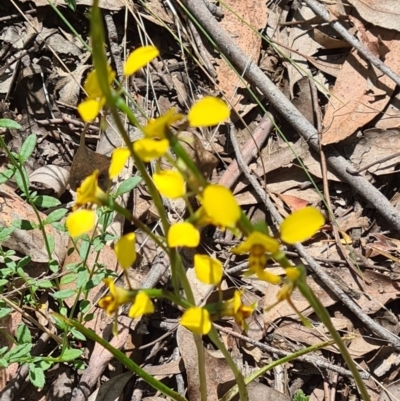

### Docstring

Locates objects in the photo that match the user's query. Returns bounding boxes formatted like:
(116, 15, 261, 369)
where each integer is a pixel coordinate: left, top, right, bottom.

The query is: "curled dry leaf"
(322, 27, 400, 145)
(347, 0, 400, 31)
(87, 371, 132, 401)
(29, 165, 69, 197)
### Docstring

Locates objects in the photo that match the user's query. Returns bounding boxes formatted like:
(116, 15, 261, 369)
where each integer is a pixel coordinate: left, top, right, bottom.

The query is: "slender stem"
(194, 333, 208, 401)
(297, 276, 370, 401)
(208, 326, 248, 401)
(57, 314, 188, 401)
(220, 336, 345, 401)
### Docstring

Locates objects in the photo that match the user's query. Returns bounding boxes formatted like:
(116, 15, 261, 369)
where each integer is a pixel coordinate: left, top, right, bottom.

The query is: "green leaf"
(52, 289, 76, 300)
(0, 168, 15, 184)
(0, 308, 11, 319)
(0, 279, 8, 286)
(293, 390, 309, 401)
(115, 176, 142, 196)
(16, 323, 32, 344)
(44, 209, 68, 224)
(48, 259, 59, 273)
(70, 327, 86, 341)
(0, 358, 8, 368)
(36, 359, 52, 371)
(79, 300, 90, 314)
(77, 269, 89, 290)
(47, 234, 55, 256)
(43, 209, 68, 224)
(19, 134, 37, 164)
(0, 119, 22, 129)
(36, 280, 53, 289)
(0, 227, 15, 242)
(52, 315, 67, 331)
(79, 239, 90, 260)
(64, 0, 76, 11)
(14, 168, 30, 193)
(60, 273, 77, 285)
(6, 343, 32, 362)
(51, 222, 68, 232)
(33, 195, 61, 208)
(17, 256, 31, 269)
(29, 363, 45, 389)
(83, 313, 94, 322)
(12, 220, 36, 230)
(61, 348, 83, 362)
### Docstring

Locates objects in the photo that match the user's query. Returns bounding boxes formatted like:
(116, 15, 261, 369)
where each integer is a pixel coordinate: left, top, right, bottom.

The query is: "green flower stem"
(194, 332, 208, 401)
(56, 314, 188, 401)
(168, 251, 208, 401)
(272, 250, 293, 268)
(220, 337, 345, 401)
(112, 202, 167, 252)
(90, 2, 170, 236)
(115, 97, 143, 131)
(296, 272, 370, 401)
(208, 326, 248, 401)
(167, 130, 207, 188)
(237, 211, 255, 236)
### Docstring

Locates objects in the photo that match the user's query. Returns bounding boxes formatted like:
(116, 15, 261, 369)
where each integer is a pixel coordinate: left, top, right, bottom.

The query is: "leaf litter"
(1, 0, 400, 400)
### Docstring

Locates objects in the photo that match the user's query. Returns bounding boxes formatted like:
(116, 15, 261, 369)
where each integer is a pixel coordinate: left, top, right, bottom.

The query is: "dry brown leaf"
(177, 326, 235, 401)
(73, 315, 134, 401)
(87, 371, 132, 401)
(348, 328, 381, 358)
(29, 165, 69, 197)
(55, 65, 90, 107)
(144, 0, 174, 26)
(243, 382, 291, 401)
(68, 135, 110, 191)
(0, 183, 68, 263)
(376, 92, 400, 129)
(215, 0, 268, 111)
(347, 0, 400, 31)
(378, 377, 400, 401)
(336, 208, 370, 232)
(46, 367, 76, 401)
(277, 193, 309, 211)
(342, 128, 400, 175)
(311, 28, 350, 50)
(322, 27, 400, 145)
(276, 320, 380, 358)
